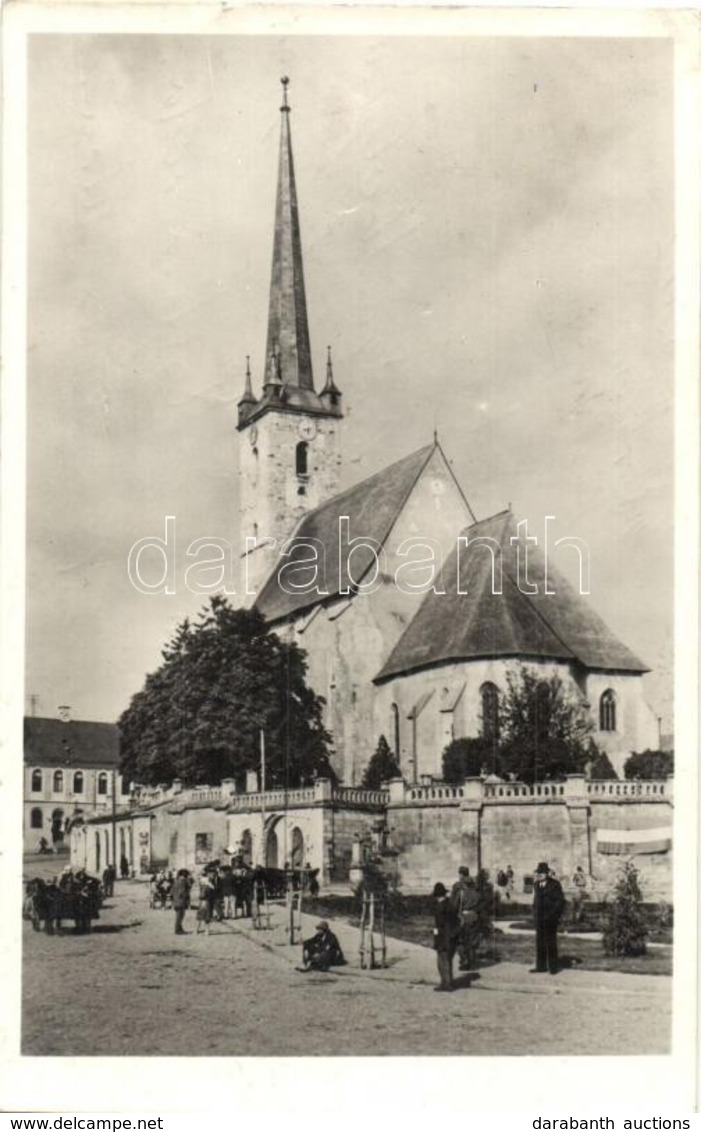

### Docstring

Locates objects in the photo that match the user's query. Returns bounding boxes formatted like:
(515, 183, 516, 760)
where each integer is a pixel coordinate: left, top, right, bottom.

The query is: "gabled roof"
(375, 510, 647, 682)
(255, 444, 436, 623)
(24, 717, 120, 769)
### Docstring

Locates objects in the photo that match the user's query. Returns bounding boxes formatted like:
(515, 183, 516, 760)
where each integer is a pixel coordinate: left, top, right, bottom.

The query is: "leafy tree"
(119, 597, 334, 788)
(602, 860, 648, 956)
(624, 749, 674, 781)
(498, 665, 593, 784)
(362, 735, 401, 789)
(587, 746, 618, 780)
(442, 737, 501, 784)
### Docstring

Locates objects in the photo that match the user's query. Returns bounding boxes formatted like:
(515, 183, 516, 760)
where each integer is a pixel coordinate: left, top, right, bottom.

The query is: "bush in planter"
(601, 860, 649, 956)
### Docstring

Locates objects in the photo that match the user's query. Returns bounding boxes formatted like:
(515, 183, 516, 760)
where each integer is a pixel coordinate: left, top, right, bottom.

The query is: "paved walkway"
(22, 879, 672, 1057)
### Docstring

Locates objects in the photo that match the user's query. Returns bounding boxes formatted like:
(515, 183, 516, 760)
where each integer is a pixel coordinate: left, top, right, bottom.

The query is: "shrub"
(624, 749, 674, 781)
(442, 737, 500, 784)
(601, 860, 648, 956)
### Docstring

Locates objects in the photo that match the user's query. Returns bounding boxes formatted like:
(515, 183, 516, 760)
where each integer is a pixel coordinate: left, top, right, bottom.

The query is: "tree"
(587, 746, 618, 780)
(498, 665, 593, 785)
(624, 749, 674, 781)
(602, 860, 648, 956)
(442, 737, 501, 784)
(362, 735, 401, 789)
(118, 596, 334, 788)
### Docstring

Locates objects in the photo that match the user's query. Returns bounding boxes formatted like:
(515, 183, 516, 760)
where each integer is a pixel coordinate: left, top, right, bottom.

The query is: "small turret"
(319, 346, 342, 416)
(237, 356, 258, 427)
(263, 345, 283, 402)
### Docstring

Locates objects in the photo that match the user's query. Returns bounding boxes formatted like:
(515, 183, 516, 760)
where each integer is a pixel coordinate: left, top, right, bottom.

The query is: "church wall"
(374, 658, 574, 782)
(381, 446, 473, 581)
(585, 671, 659, 776)
(290, 583, 419, 784)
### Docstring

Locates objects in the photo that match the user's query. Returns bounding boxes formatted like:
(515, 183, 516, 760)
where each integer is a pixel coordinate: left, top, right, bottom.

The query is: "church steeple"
(237, 79, 344, 598)
(264, 76, 314, 393)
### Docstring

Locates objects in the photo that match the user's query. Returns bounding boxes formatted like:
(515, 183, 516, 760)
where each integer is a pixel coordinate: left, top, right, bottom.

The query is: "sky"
(25, 31, 674, 728)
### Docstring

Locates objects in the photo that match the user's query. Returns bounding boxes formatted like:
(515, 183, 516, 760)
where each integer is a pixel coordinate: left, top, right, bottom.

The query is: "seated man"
(302, 920, 346, 971)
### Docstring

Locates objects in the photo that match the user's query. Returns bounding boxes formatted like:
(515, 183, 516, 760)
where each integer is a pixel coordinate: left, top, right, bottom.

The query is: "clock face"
(298, 418, 317, 441)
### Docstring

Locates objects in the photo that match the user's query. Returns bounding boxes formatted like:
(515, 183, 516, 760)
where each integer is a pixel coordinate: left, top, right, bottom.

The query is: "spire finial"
(433, 425, 438, 445)
(280, 76, 290, 112)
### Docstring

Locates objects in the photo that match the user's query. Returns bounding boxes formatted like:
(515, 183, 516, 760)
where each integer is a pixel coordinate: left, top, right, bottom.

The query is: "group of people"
(168, 858, 258, 935)
(432, 860, 575, 992)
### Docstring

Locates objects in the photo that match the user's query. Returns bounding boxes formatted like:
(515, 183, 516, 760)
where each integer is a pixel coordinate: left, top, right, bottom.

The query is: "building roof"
(375, 509, 648, 682)
(254, 443, 436, 623)
(24, 717, 120, 769)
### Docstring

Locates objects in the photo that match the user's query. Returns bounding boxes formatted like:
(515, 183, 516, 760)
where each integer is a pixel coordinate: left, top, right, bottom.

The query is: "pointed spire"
(239, 356, 257, 405)
(323, 345, 340, 393)
(320, 344, 342, 415)
(264, 77, 314, 392)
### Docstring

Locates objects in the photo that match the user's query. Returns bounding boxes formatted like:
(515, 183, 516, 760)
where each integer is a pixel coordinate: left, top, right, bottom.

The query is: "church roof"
(254, 444, 436, 622)
(375, 510, 648, 682)
(24, 717, 120, 769)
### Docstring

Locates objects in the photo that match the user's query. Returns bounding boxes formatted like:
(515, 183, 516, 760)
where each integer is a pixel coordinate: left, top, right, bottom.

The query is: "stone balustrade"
(389, 776, 673, 807)
(586, 779, 671, 799)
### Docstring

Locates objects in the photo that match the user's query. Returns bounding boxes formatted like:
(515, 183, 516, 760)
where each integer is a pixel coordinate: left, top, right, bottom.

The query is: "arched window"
(30, 808, 43, 829)
(480, 682, 500, 741)
(53, 770, 64, 793)
(97, 772, 108, 795)
(391, 703, 401, 762)
(73, 771, 84, 794)
(290, 826, 304, 869)
(241, 828, 253, 866)
(31, 769, 42, 793)
(295, 441, 308, 477)
(600, 689, 617, 732)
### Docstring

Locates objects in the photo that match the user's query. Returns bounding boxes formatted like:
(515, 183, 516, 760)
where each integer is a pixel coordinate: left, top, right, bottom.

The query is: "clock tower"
(237, 79, 343, 599)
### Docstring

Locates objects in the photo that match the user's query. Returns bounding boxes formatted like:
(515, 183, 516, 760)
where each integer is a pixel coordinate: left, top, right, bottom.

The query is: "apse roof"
(375, 510, 648, 682)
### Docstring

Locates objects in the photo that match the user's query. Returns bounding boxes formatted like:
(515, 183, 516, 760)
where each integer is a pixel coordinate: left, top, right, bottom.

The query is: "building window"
(391, 703, 401, 762)
(30, 808, 43, 829)
(53, 770, 64, 793)
(31, 769, 42, 793)
(195, 832, 213, 863)
(120, 777, 130, 795)
(73, 771, 84, 794)
(600, 689, 617, 732)
(97, 772, 108, 795)
(295, 441, 308, 477)
(480, 682, 500, 741)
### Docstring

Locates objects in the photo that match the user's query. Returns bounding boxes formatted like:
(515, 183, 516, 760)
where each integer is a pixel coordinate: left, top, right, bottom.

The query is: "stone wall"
(386, 776, 673, 901)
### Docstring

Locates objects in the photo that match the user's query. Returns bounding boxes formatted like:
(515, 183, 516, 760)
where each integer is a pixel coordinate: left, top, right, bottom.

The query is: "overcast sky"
(26, 32, 674, 727)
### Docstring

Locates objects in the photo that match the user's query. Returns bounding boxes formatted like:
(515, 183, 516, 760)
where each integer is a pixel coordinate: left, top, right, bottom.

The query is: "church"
(70, 81, 670, 895)
(236, 78, 658, 786)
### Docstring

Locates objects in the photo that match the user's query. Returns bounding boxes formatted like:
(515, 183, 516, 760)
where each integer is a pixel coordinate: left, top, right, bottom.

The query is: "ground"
(22, 863, 671, 1058)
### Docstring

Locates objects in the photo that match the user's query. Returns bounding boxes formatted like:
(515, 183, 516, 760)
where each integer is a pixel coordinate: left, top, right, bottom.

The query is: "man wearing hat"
(301, 920, 346, 971)
(531, 862, 566, 974)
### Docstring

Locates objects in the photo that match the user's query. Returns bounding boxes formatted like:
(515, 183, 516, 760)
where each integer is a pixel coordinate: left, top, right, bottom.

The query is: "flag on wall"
(595, 826, 672, 855)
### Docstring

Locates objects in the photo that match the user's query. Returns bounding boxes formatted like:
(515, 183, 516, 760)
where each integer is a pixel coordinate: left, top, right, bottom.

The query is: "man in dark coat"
(172, 869, 191, 935)
(301, 921, 346, 971)
(531, 862, 565, 975)
(450, 866, 480, 971)
(433, 882, 460, 991)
